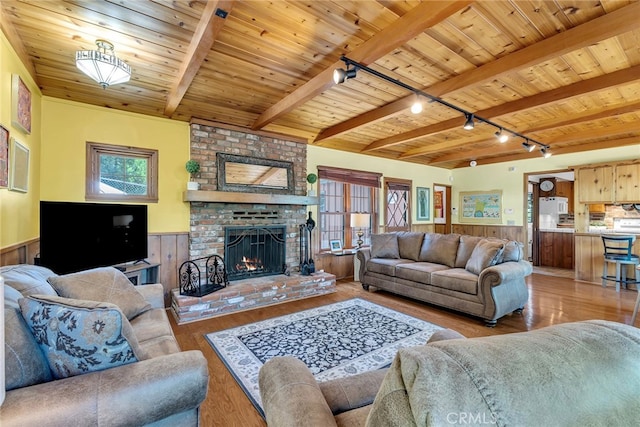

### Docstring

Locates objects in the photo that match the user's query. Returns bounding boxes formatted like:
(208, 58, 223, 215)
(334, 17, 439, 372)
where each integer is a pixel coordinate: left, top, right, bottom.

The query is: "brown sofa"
(259, 320, 640, 426)
(1, 264, 209, 426)
(356, 232, 532, 326)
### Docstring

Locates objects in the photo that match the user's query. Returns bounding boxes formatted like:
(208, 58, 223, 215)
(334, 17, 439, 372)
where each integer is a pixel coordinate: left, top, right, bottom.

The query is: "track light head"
(410, 95, 423, 114)
(463, 113, 475, 130)
(541, 146, 552, 158)
(495, 128, 509, 143)
(333, 67, 357, 84)
(522, 141, 536, 152)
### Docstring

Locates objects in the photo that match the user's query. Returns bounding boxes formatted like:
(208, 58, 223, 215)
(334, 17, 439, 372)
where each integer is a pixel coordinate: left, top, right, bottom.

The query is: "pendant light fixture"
(76, 40, 131, 89)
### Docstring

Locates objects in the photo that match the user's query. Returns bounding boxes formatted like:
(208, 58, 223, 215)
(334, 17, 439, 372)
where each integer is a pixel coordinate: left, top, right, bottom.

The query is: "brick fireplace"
(171, 121, 336, 324)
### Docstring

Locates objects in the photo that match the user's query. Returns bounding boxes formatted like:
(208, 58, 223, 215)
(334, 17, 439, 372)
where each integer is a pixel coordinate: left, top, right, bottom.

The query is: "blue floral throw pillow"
(19, 295, 144, 379)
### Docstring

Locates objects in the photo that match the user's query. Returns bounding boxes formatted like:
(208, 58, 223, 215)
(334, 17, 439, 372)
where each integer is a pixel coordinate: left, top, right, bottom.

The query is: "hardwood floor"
(169, 273, 639, 426)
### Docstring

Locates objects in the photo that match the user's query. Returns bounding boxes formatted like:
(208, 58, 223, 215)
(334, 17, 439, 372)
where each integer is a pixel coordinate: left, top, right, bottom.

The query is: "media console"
(117, 262, 160, 286)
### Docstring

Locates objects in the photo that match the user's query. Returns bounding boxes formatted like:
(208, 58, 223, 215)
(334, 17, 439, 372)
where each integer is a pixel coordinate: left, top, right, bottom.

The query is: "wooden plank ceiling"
(1, 0, 639, 169)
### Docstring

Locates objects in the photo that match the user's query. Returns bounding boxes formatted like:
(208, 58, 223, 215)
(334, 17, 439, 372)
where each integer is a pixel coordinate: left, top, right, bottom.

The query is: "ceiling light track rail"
(334, 56, 551, 157)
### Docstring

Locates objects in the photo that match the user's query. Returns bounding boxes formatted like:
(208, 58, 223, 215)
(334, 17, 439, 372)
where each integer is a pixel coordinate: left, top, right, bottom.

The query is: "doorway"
(524, 170, 575, 270)
(433, 184, 452, 234)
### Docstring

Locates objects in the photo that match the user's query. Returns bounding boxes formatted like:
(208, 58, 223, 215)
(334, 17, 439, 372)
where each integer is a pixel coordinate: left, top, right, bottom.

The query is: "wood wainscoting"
(452, 224, 525, 242)
(1, 232, 190, 308)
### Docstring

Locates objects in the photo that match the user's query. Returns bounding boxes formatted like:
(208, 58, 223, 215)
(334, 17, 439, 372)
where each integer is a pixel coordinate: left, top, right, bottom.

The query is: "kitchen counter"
(539, 228, 575, 233)
(574, 232, 640, 284)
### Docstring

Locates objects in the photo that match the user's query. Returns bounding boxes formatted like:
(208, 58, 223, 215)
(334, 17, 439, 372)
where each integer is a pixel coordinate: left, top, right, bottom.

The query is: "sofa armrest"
(135, 283, 165, 309)
(259, 356, 338, 427)
(0, 350, 209, 427)
(356, 249, 371, 281)
(479, 260, 533, 288)
(319, 368, 387, 415)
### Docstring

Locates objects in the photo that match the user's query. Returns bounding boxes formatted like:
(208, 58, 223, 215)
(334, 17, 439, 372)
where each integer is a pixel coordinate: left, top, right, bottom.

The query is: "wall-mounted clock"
(540, 180, 554, 192)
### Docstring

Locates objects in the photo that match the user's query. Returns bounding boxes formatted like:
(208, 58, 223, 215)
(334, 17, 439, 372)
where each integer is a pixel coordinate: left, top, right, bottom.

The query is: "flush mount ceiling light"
(76, 40, 131, 89)
(495, 128, 509, 143)
(332, 55, 551, 156)
(332, 66, 357, 84)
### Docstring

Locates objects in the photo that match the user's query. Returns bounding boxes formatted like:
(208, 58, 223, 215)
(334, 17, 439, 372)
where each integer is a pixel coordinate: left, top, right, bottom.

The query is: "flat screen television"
(40, 201, 148, 274)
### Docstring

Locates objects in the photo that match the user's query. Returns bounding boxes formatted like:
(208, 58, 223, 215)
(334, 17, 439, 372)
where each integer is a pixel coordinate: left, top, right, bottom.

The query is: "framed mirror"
(217, 153, 294, 194)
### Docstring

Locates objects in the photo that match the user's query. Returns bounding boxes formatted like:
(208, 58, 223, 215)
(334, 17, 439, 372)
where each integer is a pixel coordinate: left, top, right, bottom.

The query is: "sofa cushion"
(4, 305, 53, 390)
(396, 232, 424, 261)
(366, 258, 412, 276)
(430, 268, 479, 295)
(419, 233, 460, 268)
(19, 295, 145, 379)
(465, 239, 505, 275)
(455, 235, 483, 268)
(0, 264, 58, 296)
(395, 262, 450, 284)
(48, 266, 152, 320)
(370, 234, 400, 259)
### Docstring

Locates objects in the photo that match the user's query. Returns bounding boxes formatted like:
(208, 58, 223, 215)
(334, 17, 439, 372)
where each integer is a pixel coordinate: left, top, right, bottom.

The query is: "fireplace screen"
(224, 225, 286, 281)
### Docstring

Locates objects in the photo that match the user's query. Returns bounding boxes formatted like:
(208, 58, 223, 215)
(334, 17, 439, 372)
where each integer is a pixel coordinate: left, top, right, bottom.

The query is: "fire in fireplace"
(224, 225, 286, 281)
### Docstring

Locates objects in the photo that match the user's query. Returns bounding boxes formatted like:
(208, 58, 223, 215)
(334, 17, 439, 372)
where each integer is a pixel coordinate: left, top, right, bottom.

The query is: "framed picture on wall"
(0, 125, 9, 187)
(459, 190, 502, 224)
(416, 187, 430, 220)
(12, 74, 32, 135)
(9, 138, 29, 193)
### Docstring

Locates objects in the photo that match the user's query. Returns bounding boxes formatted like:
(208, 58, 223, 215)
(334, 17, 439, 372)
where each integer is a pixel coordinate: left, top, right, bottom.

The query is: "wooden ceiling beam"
(315, 1, 640, 144)
(451, 137, 640, 168)
(251, 0, 473, 131)
(164, 0, 235, 117)
(394, 65, 640, 158)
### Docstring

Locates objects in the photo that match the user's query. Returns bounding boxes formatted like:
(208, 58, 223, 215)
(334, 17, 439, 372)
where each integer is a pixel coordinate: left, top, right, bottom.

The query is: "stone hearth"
(171, 271, 336, 324)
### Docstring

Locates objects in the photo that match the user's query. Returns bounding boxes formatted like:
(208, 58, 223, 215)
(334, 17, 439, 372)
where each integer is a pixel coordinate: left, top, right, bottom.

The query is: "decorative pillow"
(370, 233, 400, 259)
(465, 239, 505, 275)
(18, 295, 145, 379)
(48, 267, 151, 320)
(502, 240, 525, 262)
(419, 233, 461, 268)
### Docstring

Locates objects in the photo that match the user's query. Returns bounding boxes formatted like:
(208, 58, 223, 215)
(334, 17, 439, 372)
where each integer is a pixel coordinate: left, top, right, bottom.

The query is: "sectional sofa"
(356, 232, 532, 326)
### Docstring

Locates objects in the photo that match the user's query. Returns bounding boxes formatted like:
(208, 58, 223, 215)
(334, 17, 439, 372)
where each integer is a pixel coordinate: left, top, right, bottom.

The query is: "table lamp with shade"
(350, 213, 371, 249)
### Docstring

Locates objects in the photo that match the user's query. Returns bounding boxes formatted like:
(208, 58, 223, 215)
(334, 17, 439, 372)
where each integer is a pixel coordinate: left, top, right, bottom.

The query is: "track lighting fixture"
(333, 67, 357, 84)
(540, 147, 552, 158)
(495, 128, 509, 143)
(410, 95, 423, 114)
(463, 114, 475, 130)
(333, 55, 550, 156)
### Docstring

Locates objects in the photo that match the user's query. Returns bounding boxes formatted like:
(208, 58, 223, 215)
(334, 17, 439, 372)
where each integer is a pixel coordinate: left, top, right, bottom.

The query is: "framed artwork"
(12, 74, 32, 134)
(329, 239, 343, 252)
(459, 190, 502, 224)
(416, 187, 430, 220)
(434, 190, 444, 219)
(9, 138, 29, 193)
(0, 125, 9, 187)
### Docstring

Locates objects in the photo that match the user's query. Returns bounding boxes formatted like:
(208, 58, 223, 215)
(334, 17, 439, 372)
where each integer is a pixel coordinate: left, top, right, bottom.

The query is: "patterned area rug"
(205, 298, 443, 417)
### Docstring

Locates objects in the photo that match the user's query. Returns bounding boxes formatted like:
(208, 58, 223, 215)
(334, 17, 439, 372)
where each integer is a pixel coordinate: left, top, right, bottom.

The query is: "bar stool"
(632, 266, 640, 326)
(601, 235, 640, 292)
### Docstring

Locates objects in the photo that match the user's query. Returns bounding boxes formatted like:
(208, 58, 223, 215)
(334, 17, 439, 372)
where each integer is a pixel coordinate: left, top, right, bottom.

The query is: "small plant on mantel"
(306, 173, 317, 196)
(185, 160, 201, 190)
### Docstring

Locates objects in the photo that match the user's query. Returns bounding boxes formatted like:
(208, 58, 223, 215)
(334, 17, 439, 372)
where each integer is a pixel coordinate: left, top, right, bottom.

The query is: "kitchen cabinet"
(577, 165, 614, 203)
(555, 180, 574, 213)
(539, 231, 574, 269)
(615, 163, 640, 202)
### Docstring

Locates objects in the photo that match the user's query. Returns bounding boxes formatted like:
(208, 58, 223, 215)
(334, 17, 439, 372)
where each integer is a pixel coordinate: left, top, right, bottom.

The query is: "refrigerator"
(539, 197, 568, 229)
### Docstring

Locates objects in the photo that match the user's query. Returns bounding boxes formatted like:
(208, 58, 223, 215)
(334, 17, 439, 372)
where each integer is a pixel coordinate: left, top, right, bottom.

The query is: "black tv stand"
(114, 262, 160, 285)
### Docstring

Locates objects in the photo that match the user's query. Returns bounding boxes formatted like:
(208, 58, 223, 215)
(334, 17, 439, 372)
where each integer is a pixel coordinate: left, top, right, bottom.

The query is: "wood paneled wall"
(1, 233, 190, 307)
(451, 224, 525, 242)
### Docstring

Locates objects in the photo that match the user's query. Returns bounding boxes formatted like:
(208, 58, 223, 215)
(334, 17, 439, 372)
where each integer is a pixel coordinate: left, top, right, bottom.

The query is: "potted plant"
(306, 173, 317, 196)
(185, 160, 201, 190)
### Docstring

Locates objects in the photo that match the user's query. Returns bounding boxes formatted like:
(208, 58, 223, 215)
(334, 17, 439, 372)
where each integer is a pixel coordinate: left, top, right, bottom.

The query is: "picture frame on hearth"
(329, 239, 343, 252)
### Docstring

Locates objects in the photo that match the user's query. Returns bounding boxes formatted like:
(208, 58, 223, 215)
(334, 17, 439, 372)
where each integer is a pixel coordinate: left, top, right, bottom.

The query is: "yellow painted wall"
(0, 33, 42, 248)
(451, 145, 640, 226)
(41, 97, 190, 233)
(307, 145, 451, 226)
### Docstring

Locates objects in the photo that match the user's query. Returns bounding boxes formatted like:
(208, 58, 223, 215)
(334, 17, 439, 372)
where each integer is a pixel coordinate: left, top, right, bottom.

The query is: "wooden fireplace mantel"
(183, 190, 319, 205)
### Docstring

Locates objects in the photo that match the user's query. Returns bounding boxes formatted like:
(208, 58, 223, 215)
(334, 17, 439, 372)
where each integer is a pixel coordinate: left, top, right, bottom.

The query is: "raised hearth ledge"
(183, 190, 318, 205)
